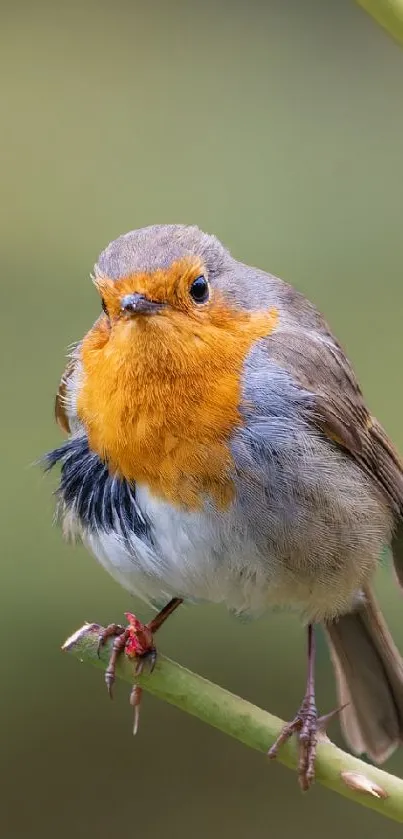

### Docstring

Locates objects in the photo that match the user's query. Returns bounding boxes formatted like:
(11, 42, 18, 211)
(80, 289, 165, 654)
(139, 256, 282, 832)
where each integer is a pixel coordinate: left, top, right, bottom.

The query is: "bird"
(46, 223, 403, 790)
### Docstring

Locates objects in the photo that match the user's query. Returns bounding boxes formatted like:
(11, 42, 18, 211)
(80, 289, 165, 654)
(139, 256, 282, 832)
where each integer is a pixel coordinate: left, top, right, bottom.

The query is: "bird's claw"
(97, 612, 157, 713)
(97, 623, 126, 659)
(96, 599, 183, 733)
(135, 647, 157, 676)
(268, 697, 341, 791)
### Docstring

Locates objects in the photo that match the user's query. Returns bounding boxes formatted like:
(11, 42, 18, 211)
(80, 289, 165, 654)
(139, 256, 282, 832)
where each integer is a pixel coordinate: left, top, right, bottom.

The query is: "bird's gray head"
(95, 224, 231, 282)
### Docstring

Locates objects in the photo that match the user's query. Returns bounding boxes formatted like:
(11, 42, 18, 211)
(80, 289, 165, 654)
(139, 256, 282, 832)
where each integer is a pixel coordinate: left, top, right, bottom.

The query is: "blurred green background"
(2, 0, 403, 835)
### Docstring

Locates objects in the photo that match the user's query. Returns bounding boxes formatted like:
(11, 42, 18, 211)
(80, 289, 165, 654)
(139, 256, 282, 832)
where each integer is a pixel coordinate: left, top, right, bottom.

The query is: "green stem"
(64, 622, 403, 823)
(355, 0, 403, 46)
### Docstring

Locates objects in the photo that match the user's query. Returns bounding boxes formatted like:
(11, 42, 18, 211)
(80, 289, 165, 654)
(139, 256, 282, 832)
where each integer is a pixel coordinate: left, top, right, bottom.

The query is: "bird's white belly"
(83, 483, 275, 617)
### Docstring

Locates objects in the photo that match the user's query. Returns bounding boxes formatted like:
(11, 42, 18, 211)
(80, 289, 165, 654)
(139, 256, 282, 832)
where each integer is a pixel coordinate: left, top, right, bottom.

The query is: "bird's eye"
(189, 275, 209, 304)
(101, 298, 109, 316)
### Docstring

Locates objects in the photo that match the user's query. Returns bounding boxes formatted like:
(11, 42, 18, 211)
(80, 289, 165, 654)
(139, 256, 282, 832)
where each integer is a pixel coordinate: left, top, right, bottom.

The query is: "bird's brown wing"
(55, 356, 77, 434)
(266, 325, 403, 518)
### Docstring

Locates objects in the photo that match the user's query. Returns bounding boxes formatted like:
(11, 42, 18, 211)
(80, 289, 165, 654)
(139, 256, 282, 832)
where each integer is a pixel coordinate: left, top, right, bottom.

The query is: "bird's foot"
(97, 613, 156, 733)
(97, 598, 183, 733)
(97, 612, 156, 696)
(268, 697, 339, 791)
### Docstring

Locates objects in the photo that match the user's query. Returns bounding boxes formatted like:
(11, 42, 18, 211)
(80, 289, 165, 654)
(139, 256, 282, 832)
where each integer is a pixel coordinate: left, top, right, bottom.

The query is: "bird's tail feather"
(324, 586, 403, 763)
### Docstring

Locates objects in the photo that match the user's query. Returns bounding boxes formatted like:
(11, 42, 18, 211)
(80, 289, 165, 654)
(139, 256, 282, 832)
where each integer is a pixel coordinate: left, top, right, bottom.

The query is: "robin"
(46, 224, 403, 790)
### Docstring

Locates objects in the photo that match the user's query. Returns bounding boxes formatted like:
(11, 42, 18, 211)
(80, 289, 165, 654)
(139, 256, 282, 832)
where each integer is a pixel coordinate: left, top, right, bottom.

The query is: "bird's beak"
(120, 293, 165, 316)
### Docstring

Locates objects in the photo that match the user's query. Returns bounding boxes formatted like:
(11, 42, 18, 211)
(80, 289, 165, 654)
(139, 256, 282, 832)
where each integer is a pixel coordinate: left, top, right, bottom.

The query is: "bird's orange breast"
(77, 278, 278, 509)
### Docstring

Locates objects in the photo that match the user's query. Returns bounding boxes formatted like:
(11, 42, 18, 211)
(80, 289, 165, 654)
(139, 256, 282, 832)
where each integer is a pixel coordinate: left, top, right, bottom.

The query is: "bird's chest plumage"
(81, 372, 238, 511)
(77, 306, 277, 510)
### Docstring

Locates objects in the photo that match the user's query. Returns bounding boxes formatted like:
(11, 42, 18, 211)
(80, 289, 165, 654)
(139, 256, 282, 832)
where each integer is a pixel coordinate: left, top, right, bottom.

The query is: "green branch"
(355, 0, 403, 46)
(64, 622, 403, 823)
